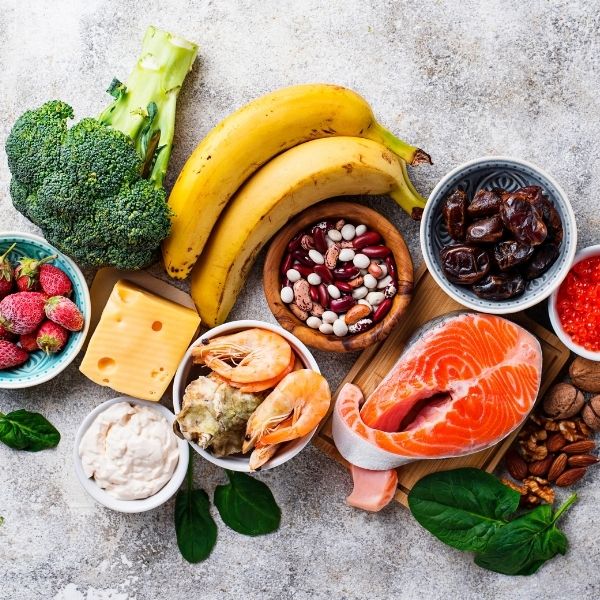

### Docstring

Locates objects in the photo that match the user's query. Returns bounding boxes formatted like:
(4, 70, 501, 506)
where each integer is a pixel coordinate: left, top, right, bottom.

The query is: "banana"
(190, 136, 422, 327)
(162, 83, 430, 279)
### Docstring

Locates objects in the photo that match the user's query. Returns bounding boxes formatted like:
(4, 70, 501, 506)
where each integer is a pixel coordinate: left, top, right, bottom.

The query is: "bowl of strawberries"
(0, 231, 90, 388)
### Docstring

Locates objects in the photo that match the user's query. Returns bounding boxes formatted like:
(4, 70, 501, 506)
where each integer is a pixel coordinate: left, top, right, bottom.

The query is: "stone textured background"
(1, 1, 599, 598)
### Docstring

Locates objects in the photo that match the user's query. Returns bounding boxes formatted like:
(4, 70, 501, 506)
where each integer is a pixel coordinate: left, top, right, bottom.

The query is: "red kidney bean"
(309, 286, 319, 302)
(314, 264, 334, 284)
(292, 251, 315, 266)
(317, 284, 329, 308)
(385, 255, 397, 279)
(313, 227, 327, 253)
(333, 266, 360, 280)
(373, 298, 393, 323)
(353, 231, 382, 249)
(287, 232, 303, 252)
(330, 296, 357, 312)
(295, 265, 313, 277)
(362, 245, 391, 258)
(335, 281, 353, 292)
(281, 252, 294, 276)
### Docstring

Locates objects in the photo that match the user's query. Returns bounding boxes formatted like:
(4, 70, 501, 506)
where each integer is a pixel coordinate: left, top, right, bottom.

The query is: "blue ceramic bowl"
(0, 232, 90, 388)
(421, 157, 577, 314)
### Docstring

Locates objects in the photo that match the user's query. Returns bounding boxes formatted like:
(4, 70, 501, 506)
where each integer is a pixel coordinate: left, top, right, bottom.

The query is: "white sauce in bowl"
(79, 402, 179, 500)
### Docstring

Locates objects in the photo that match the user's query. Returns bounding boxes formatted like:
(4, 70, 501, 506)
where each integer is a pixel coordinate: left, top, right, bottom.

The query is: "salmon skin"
(333, 312, 542, 471)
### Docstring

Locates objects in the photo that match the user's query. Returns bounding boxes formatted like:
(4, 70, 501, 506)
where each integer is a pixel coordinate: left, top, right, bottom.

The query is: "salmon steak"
(333, 312, 543, 472)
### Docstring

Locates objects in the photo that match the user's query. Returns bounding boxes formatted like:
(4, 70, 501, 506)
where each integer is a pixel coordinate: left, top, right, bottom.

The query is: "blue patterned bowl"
(0, 232, 90, 388)
(421, 157, 577, 314)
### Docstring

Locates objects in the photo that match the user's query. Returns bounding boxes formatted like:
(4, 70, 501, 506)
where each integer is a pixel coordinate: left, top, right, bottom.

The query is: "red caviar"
(556, 256, 600, 352)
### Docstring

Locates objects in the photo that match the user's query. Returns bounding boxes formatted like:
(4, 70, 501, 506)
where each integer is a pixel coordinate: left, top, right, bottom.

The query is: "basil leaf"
(214, 470, 281, 536)
(408, 468, 520, 552)
(174, 457, 217, 563)
(0, 410, 60, 451)
(475, 494, 576, 576)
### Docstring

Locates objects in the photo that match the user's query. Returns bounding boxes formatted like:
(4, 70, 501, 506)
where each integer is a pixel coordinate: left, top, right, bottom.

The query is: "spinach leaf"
(174, 456, 217, 563)
(475, 494, 576, 575)
(408, 467, 520, 552)
(0, 410, 60, 451)
(214, 470, 281, 536)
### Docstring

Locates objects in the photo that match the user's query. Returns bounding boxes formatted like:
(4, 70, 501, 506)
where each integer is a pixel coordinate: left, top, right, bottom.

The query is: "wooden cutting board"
(313, 265, 571, 507)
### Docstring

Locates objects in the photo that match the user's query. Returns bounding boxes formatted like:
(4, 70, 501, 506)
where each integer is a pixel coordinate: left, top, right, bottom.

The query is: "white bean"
(363, 274, 378, 289)
(327, 284, 341, 299)
(341, 224, 356, 241)
(366, 291, 385, 306)
(333, 319, 349, 337)
(327, 229, 342, 242)
(377, 275, 393, 289)
(378, 263, 388, 277)
(339, 248, 355, 262)
(280, 286, 294, 303)
(308, 249, 324, 264)
(286, 268, 301, 282)
(322, 310, 338, 324)
(306, 316, 322, 329)
(355, 224, 367, 236)
(352, 286, 369, 299)
(307, 273, 322, 285)
(353, 253, 370, 269)
(319, 322, 334, 335)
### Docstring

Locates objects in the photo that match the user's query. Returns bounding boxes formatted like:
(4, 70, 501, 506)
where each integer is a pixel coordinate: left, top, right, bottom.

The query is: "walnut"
(522, 476, 555, 506)
(517, 429, 548, 461)
(543, 383, 585, 419)
(501, 478, 526, 495)
(558, 419, 590, 442)
(582, 396, 600, 431)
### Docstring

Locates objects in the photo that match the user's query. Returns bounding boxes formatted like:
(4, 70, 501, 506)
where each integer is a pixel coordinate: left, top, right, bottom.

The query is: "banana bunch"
(161, 84, 431, 325)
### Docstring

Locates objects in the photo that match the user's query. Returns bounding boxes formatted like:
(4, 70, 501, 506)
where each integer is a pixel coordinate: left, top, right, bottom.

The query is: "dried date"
(500, 190, 547, 246)
(440, 245, 491, 285)
(465, 214, 504, 243)
(467, 188, 503, 218)
(442, 189, 468, 241)
(493, 241, 535, 271)
(523, 244, 559, 280)
(472, 272, 526, 300)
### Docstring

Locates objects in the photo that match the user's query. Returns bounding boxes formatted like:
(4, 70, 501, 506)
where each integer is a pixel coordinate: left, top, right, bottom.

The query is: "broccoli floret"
(4, 27, 197, 270)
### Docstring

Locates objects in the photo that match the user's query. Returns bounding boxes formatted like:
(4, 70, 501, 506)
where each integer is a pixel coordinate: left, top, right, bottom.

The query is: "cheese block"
(80, 280, 201, 401)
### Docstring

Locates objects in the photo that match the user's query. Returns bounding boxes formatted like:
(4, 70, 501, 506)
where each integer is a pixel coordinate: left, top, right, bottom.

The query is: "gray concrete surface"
(1, 1, 599, 598)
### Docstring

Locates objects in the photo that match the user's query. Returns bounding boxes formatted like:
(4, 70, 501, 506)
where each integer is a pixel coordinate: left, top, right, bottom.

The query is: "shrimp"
(248, 415, 292, 471)
(243, 369, 331, 452)
(219, 352, 296, 393)
(192, 328, 292, 384)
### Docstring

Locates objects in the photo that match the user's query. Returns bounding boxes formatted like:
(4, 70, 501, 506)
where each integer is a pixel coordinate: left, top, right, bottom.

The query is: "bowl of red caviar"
(549, 245, 600, 360)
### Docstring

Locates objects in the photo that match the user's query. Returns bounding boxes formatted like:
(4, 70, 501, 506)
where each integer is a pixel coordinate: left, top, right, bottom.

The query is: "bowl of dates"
(421, 157, 577, 314)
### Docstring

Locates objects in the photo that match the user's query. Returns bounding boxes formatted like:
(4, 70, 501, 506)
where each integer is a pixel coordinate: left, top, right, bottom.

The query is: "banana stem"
(368, 122, 432, 166)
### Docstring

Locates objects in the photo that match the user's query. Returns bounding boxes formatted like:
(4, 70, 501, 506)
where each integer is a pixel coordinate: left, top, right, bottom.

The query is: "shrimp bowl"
(172, 320, 329, 472)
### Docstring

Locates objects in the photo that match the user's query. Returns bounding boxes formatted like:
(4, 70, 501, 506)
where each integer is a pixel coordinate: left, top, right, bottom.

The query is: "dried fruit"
(554, 467, 587, 487)
(569, 357, 600, 393)
(505, 450, 528, 480)
(542, 382, 585, 419)
(546, 433, 567, 452)
(547, 453, 568, 482)
(472, 273, 526, 300)
(465, 215, 504, 244)
(528, 454, 554, 477)
(440, 245, 491, 285)
(442, 189, 468, 241)
(582, 396, 600, 431)
(493, 241, 534, 271)
(524, 244, 559, 280)
(467, 188, 502, 218)
(561, 440, 596, 454)
(500, 188, 547, 246)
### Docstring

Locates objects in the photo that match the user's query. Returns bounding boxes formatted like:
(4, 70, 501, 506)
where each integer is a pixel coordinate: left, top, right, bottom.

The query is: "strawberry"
(0, 323, 16, 342)
(19, 331, 40, 352)
(0, 291, 48, 334)
(0, 340, 29, 369)
(14, 254, 56, 291)
(36, 320, 69, 354)
(44, 296, 84, 332)
(0, 243, 16, 299)
(39, 264, 73, 297)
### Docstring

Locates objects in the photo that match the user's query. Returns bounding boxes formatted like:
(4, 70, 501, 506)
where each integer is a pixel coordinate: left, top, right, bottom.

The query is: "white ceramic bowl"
(173, 319, 321, 472)
(421, 157, 577, 314)
(73, 396, 189, 513)
(548, 244, 600, 360)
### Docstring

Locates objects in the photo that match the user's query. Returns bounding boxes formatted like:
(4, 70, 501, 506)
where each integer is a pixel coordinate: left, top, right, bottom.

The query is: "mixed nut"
(503, 362, 600, 507)
(440, 185, 563, 299)
(279, 219, 399, 337)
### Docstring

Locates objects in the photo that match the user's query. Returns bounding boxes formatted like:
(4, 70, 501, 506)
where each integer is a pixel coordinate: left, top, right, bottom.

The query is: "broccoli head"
(4, 27, 197, 270)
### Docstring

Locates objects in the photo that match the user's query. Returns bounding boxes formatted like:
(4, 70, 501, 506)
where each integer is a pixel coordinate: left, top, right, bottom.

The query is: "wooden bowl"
(263, 201, 413, 352)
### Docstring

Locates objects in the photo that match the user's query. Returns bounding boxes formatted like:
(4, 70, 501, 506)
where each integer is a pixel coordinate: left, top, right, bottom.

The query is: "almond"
(528, 454, 554, 477)
(567, 454, 599, 467)
(344, 303, 371, 325)
(554, 467, 587, 487)
(562, 440, 596, 454)
(505, 450, 528, 480)
(547, 453, 568, 482)
(547, 433, 567, 452)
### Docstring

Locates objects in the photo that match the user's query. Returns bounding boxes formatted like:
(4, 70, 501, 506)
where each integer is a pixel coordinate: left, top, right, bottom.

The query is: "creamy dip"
(79, 402, 179, 500)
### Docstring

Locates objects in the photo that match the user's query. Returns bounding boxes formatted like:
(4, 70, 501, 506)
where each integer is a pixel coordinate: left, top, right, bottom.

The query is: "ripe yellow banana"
(162, 83, 430, 279)
(190, 136, 424, 327)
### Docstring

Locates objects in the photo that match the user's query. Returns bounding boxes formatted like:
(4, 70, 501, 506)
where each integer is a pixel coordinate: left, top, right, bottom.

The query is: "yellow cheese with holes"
(80, 280, 200, 401)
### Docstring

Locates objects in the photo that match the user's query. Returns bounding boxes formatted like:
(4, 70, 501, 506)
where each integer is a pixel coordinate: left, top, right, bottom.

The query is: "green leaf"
(0, 410, 60, 451)
(474, 494, 576, 576)
(408, 468, 521, 552)
(214, 470, 281, 536)
(174, 458, 217, 563)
